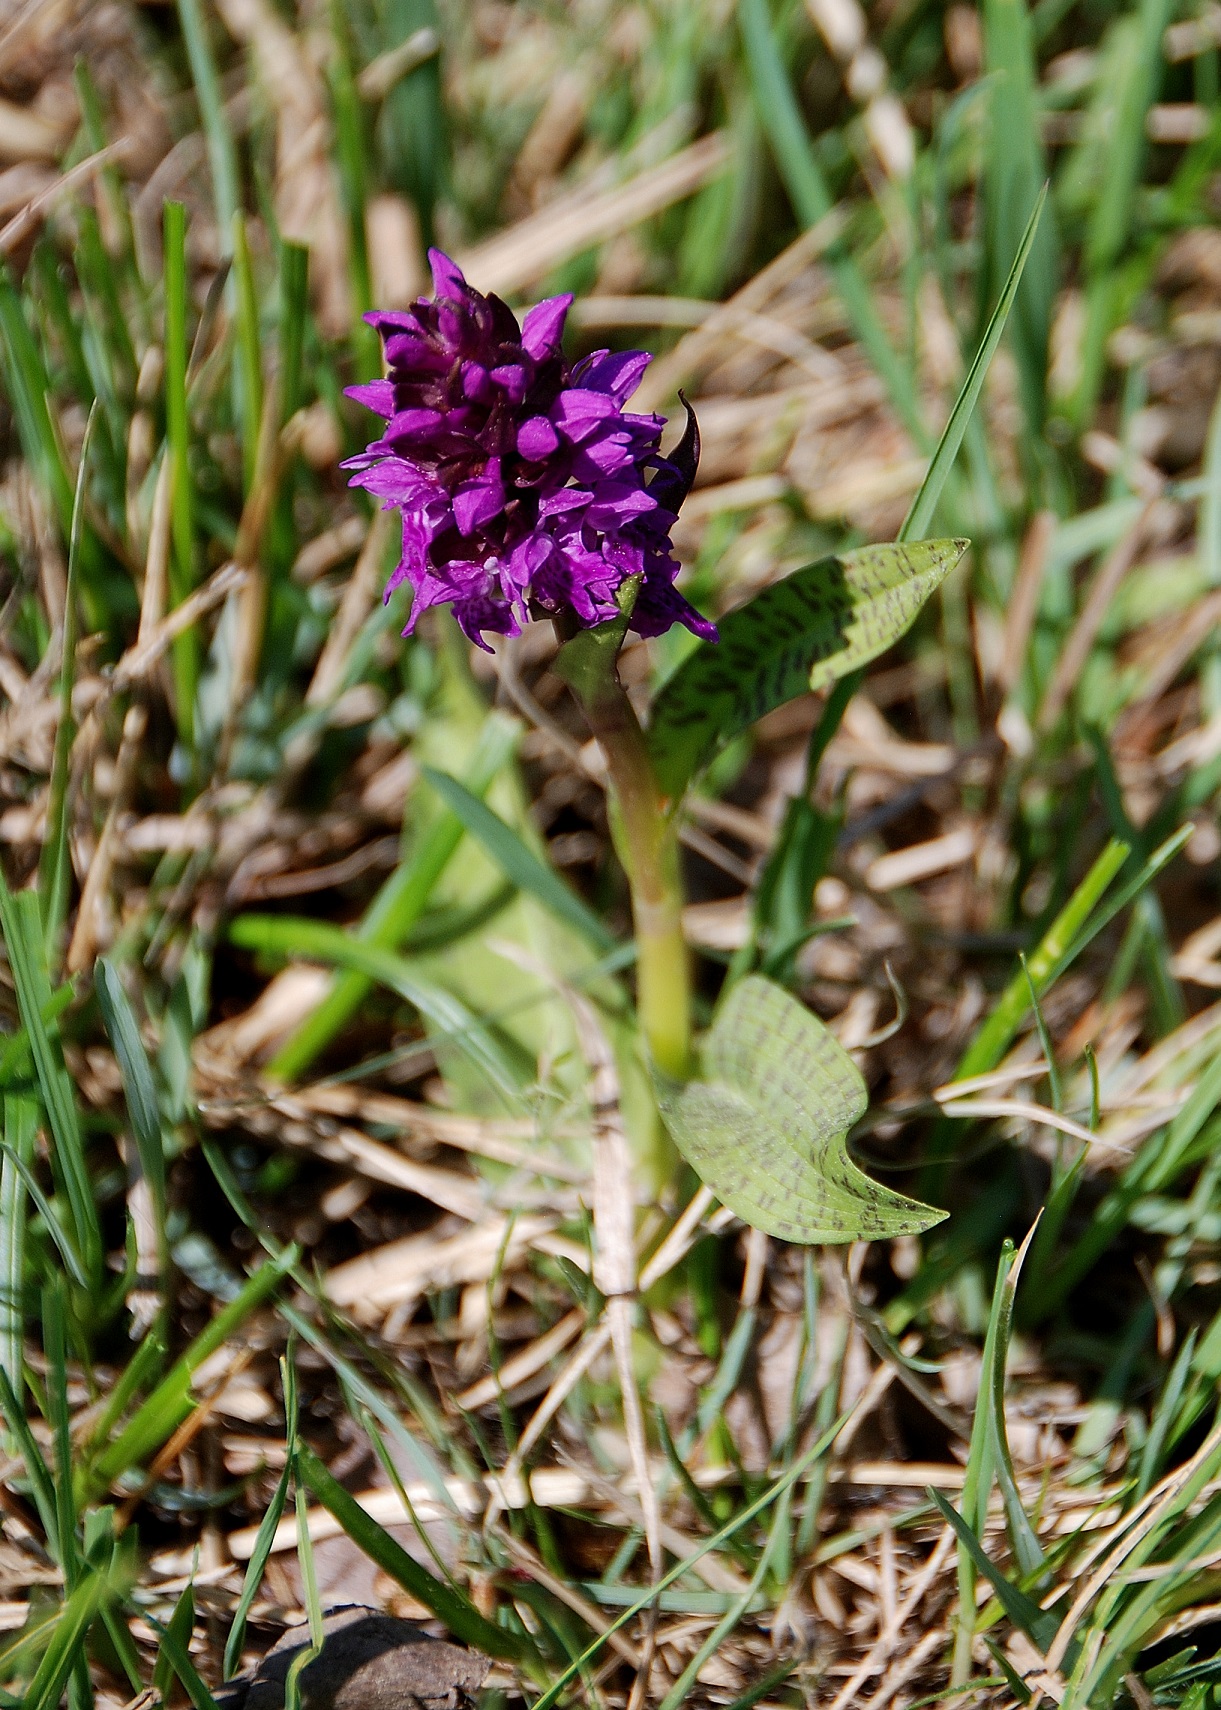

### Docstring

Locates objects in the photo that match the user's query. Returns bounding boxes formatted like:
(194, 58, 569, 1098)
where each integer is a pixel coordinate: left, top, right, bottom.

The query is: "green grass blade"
(144, 1605, 220, 1710)
(288, 1473, 326, 1710)
(0, 1361, 58, 1543)
(268, 713, 518, 1082)
(0, 1142, 88, 1287)
(232, 213, 264, 493)
(95, 959, 167, 1224)
(99, 1597, 143, 1699)
(986, 1231, 1045, 1579)
(86, 1246, 297, 1494)
(42, 1284, 78, 1588)
(279, 239, 309, 424)
(1021, 955, 1062, 1113)
(1085, 0, 1171, 277)
(164, 199, 198, 749)
(529, 1404, 855, 1710)
(80, 1330, 165, 1463)
(230, 913, 522, 1101)
(952, 836, 1129, 1083)
(38, 401, 97, 963)
(200, 1137, 478, 1501)
(1200, 384, 1221, 716)
(923, 835, 1133, 1192)
(950, 1231, 1046, 1682)
(1136, 1332, 1197, 1499)
(0, 878, 100, 1280)
(723, 1663, 799, 1710)
(0, 1094, 35, 1401)
(328, 1, 379, 380)
(931, 1489, 1061, 1658)
(1024, 1143, 1088, 1309)
(738, 0, 925, 447)
(21, 1566, 109, 1710)
(175, 0, 241, 243)
(0, 268, 74, 531)
(951, 1240, 1011, 1683)
(294, 1444, 525, 1661)
(224, 1355, 298, 1678)
(1028, 1052, 1221, 1319)
(1069, 0, 1174, 429)
(657, 1498, 786, 1710)
(982, 0, 1056, 434)
(73, 63, 142, 306)
(153, 1578, 196, 1701)
(421, 767, 617, 954)
(1055, 827, 1191, 982)
(900, 186, 1047, 543)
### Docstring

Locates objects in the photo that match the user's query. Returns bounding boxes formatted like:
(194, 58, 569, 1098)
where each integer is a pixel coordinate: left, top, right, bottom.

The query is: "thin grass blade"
(421, 767, 616, 954)
(0, 1094, 35, 1401)
(95, 958, 166, 1223)
(0, 878, 101, 1280)
(86, 1246, 297, 1494)
(229, 913, 522, 1101)
(900, 186, 1047, 543)
(268, 712, 518, 1082)
(225, 1353, 299, 1678)
(38, 401, 97, 961)
(294, 1444, 523, 1662)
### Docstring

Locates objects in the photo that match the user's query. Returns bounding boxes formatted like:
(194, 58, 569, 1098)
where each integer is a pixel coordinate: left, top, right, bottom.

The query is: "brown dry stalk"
(1000, 509, 1057, 698)
(66, 700, 148, 974)
(458, 131, 730, 297)
(1039, 503, 1156, 731)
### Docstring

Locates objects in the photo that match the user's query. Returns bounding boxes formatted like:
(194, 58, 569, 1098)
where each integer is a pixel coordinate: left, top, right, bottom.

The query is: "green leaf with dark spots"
(646, 540, 966, 799)
(652, 976, 944, 1244)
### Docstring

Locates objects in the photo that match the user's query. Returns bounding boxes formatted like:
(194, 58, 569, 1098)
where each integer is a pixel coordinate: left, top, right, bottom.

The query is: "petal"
(452, 458, 505, 534)
(461, 361, 492, 401)
(509, 531, 554, 585)
(552, 388, 619, 441)
(453, 590, 521, 650)
(365, 309, 423, 334)
(436, 303, 468, 351)
(517, 416, 561, 460)
(633, 569, 719, 642)
(382, 331, 446, 371)
(538, 486, 593, 517)
(570, 435, 637, 479)
(576, 349, 652, 403)
(521, 293, 573, 358)
(428, 248, 468, 300)
(584, 489, 657, 529)
(384, 407, 445, 440)
(347, 458, 431, 505)
(490, 364, 528, 405)
(344, 379, 396, 416)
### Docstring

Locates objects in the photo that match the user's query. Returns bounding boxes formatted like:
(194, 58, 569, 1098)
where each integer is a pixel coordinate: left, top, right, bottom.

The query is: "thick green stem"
(576, 674, 692, 1080)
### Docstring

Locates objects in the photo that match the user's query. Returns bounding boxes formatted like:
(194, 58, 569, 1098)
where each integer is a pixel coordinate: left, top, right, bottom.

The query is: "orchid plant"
(342, 219, 1040, 1243)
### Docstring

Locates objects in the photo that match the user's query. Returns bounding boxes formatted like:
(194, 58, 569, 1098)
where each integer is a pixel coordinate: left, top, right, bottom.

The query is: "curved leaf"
(646, 539, 967, 798)
(653, 976, 944, 1243)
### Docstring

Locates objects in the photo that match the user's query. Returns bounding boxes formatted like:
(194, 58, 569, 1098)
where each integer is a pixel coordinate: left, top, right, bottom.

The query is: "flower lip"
(343, 251, 716, 650)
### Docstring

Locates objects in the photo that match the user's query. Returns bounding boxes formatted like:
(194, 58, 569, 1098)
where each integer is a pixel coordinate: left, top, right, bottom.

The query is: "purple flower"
(343, 250, 717, 651)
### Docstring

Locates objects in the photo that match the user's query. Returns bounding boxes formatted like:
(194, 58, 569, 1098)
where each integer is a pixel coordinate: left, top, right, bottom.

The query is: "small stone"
(232, 1606, 490, 1710)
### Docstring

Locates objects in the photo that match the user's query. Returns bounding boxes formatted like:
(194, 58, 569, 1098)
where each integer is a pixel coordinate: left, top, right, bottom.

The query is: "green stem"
(576, 675, 692, 1081)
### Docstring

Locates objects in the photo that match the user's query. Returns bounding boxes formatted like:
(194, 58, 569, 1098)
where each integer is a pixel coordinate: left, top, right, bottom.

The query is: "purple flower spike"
(343, 249, 716, 651)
